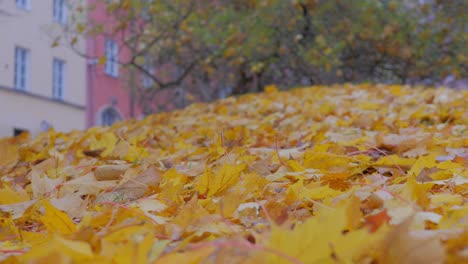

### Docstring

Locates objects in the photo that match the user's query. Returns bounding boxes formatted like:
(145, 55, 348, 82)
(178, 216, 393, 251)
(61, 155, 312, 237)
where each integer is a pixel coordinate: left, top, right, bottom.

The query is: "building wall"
(86, 0, 140, 128)
(0, 1, 86, 137)
(0, 87, 85, 136)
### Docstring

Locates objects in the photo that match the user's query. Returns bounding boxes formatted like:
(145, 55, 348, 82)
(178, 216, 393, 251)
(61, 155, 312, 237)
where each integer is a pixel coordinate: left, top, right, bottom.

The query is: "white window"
(14, 47, 30, 91)
(53, 0, 67, 24)
(53, 58, 66, 100)
(16, 0, 31, 10)
(105, 39, 119, 77)
(141, 54, 154, 88)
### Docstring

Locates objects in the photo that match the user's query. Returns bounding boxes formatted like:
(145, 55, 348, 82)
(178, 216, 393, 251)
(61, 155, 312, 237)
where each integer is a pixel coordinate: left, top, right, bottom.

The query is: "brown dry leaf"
(0, 199, 37, 219)
(29, 169, 63, 198)
(60, 172, 118, 196)
(94, 164, 131, 181)
(50, 194, 87, 218)
(379, 216, 445, 264)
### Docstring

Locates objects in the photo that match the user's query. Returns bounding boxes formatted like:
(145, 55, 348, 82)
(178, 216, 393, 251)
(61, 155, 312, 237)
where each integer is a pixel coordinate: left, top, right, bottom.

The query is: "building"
(86, 0, 195, 127)
(0, 0, 87, 137)
(86, 0, 141, 128)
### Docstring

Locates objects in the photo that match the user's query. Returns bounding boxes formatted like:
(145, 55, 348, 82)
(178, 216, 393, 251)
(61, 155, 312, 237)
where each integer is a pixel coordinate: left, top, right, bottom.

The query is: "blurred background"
(0, 0, 466, 137)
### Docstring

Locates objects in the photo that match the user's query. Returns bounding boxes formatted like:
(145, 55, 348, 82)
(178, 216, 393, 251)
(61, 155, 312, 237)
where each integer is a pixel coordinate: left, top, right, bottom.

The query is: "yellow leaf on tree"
(264, 84, 279, 93)
(98, 55, 106, 65)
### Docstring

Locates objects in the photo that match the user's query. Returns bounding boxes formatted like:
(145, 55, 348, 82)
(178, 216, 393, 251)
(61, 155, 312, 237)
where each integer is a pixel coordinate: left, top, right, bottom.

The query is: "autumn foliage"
(0, 85, 467, 263)
(66, 0, 467, 112)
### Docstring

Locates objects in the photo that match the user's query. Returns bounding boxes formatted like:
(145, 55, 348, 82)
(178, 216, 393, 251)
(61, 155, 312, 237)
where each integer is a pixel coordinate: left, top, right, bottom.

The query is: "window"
(16, 0, 31, 10)
(13, 128, 28, 137)
(53, 58, 65, 100)
(141, 54, 154, 88)
(53, 0, 67, 24)
(14, 46, 30, 91)
(105, 39, 119, 77)
(100, 107, 122, 126)
(141, 0, 152, 21)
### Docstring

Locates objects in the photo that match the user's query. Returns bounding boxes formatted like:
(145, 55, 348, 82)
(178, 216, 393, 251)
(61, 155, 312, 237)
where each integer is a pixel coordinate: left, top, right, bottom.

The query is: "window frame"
(104, 39, 119, 77)
(16, 0, 31, 11)
(14, 46, 30, 92)
(53, 0, 68, 24)
(141, 54, 154, 89)
(52, 58, 66, 100)
(100, 106, 122, 126)
(141, 0, 152, 21)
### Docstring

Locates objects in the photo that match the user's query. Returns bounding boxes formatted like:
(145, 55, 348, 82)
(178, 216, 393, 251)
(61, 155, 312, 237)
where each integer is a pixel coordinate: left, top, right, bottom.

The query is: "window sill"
(104, 72, 119, 79)
(16, 6, 31, 12)
(14, 87, 29, 93)
(53, 19, 67, 25)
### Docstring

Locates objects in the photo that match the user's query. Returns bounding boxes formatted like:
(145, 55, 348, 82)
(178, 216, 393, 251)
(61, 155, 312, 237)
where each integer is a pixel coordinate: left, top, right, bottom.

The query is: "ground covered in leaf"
(0, 84, 467, 263)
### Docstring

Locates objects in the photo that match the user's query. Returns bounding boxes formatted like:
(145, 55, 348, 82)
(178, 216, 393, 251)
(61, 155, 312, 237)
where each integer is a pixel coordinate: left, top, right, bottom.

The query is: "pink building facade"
(86, 0, 141, 128)
(85, 1, 211, 127)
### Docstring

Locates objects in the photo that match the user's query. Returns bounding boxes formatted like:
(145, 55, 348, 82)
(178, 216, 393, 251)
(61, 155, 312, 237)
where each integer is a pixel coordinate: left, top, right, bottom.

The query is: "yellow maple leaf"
(18, 235, 94, 263)
(101, 225, 155, 263)
(407, 154, 437, 177)
(172, 196, 209, 230)
(159, 168, 188, 204)
(87, 132, 118, 157)
(264, 206, 382, 263)
(197, 163, 246, 197)
(402, 177, 431, 208)
(286, 159, 305, 172)
(0, 213, 19, 241)
(303, 152, 353, 173)
(373, 155, 416, 168)
(0, 186, 29, 204)
(40, 200, 77, 235)
(286, 180, 342, 202)
(0, 138, 19, 167)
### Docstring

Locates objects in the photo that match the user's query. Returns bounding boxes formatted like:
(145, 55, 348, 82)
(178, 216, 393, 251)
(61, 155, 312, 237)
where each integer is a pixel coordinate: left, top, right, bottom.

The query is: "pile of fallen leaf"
(0, 84, 467, 263)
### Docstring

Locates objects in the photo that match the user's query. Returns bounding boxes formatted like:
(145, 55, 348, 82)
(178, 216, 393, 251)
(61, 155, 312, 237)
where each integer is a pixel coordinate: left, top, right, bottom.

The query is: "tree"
(65, 0, 467, 113)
